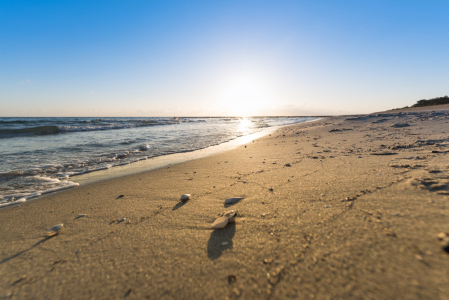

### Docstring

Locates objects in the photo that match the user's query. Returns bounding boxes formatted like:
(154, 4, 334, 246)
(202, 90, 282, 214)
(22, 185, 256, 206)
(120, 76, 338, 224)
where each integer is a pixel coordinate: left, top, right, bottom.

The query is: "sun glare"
(218, 73, 271, 116)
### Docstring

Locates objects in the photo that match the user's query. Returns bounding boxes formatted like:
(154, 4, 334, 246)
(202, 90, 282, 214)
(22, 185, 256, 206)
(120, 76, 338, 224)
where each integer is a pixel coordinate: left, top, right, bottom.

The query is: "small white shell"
(46, 224, 63, 237)
(180, 194, 191, 202)
(212, 216, 229, 229)
(225, 197, 244, 204)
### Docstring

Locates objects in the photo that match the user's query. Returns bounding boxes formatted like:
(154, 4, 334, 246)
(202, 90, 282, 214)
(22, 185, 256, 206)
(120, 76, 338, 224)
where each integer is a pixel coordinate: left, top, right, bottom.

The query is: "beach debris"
(225, 197, 244, 204)
(75, 214, 86, 219)
(13, 275, 27, 285)
(437, 232, 449, 253)
(118, 218, 126, 223)
(212, 210, 237, 229)
(46, 224, 64, 237)
(124, 288, 132, 297)
(228, 275, 237, 284)
(269, 187, 274, 192)
(371, 152, 397, 156)
(391, 123, 410, 128)
(180, 194, 191, 202)
(116, 195, 124, 199)
(284, 163, 292, 167)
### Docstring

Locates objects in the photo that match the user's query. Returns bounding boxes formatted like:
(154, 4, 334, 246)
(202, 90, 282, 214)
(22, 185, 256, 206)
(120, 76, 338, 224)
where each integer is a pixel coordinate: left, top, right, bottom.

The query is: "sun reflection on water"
(237, 117, 254, 136)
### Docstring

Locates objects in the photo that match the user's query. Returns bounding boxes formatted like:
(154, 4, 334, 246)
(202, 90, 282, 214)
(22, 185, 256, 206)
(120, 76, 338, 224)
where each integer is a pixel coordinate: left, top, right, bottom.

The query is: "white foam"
(39, 181, 79, 195)
(0, 197, 26, 208)
(29, 192, 42, 198)
(33, 176, 61, 183)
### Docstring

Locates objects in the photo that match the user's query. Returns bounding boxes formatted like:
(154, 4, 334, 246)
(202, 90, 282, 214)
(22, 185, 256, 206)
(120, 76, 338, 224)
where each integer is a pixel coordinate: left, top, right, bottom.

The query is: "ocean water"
(0, 116, 316, 207)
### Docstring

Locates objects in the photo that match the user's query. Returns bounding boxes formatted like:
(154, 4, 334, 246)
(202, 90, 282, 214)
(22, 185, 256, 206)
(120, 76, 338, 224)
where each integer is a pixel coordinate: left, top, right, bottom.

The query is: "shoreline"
(0, 117, 320, 206)
(1, 110, 448, 299)
(70, 123, 296, 187)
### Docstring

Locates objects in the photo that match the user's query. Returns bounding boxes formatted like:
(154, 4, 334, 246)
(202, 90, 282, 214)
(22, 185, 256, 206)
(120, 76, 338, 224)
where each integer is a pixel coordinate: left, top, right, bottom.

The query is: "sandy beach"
(1, 108, 449, 300)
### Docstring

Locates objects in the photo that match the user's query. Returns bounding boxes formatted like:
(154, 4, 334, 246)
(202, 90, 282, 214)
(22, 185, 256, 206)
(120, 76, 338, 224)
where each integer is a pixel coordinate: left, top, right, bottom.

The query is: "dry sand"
(1, 109, 449, 299)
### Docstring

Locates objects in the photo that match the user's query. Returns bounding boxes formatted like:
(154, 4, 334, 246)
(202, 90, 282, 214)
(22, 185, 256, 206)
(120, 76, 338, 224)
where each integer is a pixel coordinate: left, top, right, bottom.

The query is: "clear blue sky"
(1, 0, 448, 117)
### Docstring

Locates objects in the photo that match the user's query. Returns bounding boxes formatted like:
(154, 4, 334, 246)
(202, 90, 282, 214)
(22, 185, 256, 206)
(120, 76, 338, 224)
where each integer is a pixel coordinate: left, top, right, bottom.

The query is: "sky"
(1, 0, 448, 117)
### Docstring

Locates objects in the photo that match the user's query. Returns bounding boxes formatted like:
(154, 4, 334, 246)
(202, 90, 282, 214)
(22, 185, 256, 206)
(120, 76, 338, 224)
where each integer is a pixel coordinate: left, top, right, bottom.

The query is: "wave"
(0, 119, 185, 138)
(0, 126, 60, 137)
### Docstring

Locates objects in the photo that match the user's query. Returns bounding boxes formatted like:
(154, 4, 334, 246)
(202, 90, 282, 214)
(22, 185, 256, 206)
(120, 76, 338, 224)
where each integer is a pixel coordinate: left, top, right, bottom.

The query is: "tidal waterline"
(0, 116, 318, 205)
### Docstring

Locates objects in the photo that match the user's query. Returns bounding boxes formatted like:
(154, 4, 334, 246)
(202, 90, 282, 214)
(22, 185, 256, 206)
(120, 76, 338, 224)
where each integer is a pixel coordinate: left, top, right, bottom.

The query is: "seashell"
(212, 216, 229, 229)
(118, 218, 126, 223)
(75, 214, 86, 219)
(180, 194, 191, 202)
(46, 224, 63, 237)
(225, 197, 244, 204)
(212, 210, 237, 228)
(223, 210, 237, 219)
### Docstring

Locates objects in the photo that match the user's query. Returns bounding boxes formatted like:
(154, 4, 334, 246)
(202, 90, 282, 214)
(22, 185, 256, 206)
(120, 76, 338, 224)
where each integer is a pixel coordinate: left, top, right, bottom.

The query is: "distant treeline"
(412, 95, 449, 107)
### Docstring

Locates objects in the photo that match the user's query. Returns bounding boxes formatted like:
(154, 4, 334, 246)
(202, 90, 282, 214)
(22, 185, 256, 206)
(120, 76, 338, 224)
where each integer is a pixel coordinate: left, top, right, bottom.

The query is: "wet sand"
(1, 107, 449, 299)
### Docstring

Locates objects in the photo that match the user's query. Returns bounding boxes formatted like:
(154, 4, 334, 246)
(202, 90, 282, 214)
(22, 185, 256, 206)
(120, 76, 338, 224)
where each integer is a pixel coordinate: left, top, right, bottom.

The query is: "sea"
(0, 116, 316, 207)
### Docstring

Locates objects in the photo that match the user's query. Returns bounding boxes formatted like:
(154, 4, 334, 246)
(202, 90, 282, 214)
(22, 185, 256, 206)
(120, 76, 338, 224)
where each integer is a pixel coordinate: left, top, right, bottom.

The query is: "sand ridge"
(1, 110, 449, 299)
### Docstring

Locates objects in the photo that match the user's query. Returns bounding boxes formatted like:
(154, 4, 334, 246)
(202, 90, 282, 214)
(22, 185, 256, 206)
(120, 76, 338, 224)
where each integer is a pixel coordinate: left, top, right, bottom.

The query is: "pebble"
(118, 218, 126, 223)
(46, 224, 63, 237)
(437, 232, 448, 240)
(180, 194, 191, 202)
(222, 241, 229, 246)
(225, 197, 244, 204)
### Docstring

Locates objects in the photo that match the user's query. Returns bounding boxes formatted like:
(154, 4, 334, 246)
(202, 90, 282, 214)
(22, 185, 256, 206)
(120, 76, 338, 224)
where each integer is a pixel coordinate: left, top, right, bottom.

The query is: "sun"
(218, 73, 271, 116)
